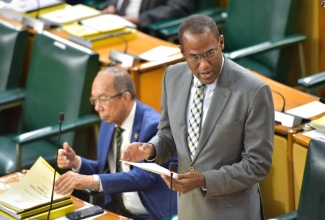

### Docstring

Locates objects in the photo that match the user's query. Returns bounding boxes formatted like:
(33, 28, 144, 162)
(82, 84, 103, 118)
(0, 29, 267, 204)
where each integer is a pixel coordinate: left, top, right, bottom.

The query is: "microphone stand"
(46, 112, 64, 220)
(168, 162, 175, 220)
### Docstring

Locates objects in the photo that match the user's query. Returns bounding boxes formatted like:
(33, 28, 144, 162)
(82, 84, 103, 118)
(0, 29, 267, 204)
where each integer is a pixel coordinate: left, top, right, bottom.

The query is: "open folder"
(121, 160, 178, 178)
(0, 157, 73, 219)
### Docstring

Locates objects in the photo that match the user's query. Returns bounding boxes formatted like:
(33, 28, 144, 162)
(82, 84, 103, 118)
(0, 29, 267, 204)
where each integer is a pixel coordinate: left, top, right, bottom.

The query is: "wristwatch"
(91, 174, 100, 191)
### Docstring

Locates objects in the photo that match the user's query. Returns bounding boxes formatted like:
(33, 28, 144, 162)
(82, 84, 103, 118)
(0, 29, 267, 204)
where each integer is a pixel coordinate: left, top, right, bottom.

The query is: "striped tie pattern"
(117, 0, 130, 16)
(188, 81, 206, 160)
(115, 126, 124, 172)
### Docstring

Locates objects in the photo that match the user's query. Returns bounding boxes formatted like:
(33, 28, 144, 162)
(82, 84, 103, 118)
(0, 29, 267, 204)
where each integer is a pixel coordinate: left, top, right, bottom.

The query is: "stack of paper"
(0, 157, 73, 219)
(2, 0, 64, 13)
(285, 101, 325, 119)
(63, 14, 138, 48)
(311, 115, 325, 132)
(39, 4, 101, 27)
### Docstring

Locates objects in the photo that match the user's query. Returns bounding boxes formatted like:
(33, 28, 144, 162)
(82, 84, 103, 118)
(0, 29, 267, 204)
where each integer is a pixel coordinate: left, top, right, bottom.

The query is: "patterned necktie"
(115, 126, 124, 172)
(114, 127, 131, 216)
(188, 81, 206, 160)
(117, 0, 130, 16)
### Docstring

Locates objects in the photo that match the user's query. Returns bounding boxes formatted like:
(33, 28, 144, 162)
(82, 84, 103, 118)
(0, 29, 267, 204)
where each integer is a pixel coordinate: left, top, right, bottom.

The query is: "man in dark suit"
(54, 67, 177, 220)
(101, 0, 195, 33)
(122, 14, 274, 219)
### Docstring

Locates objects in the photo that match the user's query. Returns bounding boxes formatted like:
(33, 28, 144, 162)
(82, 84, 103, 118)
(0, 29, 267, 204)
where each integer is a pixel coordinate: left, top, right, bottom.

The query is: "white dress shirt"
(108, 102, 149, 215)
(74, 102, 148, 215)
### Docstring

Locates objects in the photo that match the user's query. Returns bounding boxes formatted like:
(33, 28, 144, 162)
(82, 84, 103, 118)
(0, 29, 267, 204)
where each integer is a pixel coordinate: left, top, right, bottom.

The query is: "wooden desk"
(291, 132, 311, 210)
(49, 28, 180, 67)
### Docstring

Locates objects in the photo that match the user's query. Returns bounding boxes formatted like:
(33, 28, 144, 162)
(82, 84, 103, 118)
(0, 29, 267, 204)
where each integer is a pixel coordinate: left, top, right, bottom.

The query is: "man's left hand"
(161, 172, 206, 194)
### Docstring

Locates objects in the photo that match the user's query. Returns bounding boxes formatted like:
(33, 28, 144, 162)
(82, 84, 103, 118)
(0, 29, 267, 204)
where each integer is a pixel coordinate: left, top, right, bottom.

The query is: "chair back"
(223, 0, 302, 83)
(195, 0, 218, 10)
(20, 32, 99, 147)
(0, 20, 28, 92)
(297, 137, 325, 219)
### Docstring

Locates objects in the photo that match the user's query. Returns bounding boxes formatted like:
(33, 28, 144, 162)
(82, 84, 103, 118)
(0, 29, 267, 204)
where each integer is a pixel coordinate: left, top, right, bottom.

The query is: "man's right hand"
(101, 5, 116, 14)
(57, 142, 79, 170)
(121, 142, 155, 162)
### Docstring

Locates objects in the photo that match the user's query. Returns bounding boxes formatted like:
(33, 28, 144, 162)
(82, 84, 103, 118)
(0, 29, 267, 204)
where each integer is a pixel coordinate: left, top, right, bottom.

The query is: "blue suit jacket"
(79, 100, 177, 219)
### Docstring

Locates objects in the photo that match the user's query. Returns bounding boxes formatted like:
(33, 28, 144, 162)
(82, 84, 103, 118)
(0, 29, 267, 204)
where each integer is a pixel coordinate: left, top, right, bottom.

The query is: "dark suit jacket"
(151, 58, 274, 219)
(79, 100, 177, 219)
(102, 0, 195, 31)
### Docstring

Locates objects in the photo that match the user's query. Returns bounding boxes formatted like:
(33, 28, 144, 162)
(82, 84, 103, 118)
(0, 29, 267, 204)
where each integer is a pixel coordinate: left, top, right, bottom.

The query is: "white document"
(0, 157, 70, 211)
(285, 101, 325, 119)
(3, 0, 64, 13)
(80, 14, 137, 32)
(302, 129, 325, 139)
(40, 4, 101, 26)
(121, 160, 178, 178)
(139, 45, 180, 61)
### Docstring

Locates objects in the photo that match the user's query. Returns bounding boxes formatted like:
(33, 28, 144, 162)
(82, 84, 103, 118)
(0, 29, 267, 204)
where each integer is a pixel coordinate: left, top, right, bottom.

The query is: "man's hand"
(121, 142, 155, 162)
(101, 5, 116, 14)
(161, 172, 206, 194)
(54, 171, 92, 195)
(57, 142, 79, 170)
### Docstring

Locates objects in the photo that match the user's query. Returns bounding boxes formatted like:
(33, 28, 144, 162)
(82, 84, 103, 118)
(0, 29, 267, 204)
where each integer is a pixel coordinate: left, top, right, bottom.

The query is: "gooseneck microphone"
(271, 90, 285, 112)
(47, 112, 64, 220)
(168, 162, 175, 220)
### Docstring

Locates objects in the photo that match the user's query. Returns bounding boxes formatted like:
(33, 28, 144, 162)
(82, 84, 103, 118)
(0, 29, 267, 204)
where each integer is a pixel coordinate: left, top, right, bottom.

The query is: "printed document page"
(286, 101, 325, 119)
(121, 160, 177, 178)
(0, 157, 70, 211)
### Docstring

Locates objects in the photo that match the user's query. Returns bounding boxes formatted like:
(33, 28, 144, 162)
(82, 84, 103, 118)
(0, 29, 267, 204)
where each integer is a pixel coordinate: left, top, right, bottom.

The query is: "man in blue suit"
(54, 67, 177, 220)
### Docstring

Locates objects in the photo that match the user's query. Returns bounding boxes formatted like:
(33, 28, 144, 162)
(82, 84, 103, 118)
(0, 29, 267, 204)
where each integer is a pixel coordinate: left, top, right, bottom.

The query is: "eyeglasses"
(89, 93, 123, 106)
(186, 49, 219, 64)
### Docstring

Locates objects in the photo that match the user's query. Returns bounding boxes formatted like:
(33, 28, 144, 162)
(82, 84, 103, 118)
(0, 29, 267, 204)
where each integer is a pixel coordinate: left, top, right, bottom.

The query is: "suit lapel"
(177, 68, 193, 161)
(99, 123, 115, 173)
(131, 100, 143, 142)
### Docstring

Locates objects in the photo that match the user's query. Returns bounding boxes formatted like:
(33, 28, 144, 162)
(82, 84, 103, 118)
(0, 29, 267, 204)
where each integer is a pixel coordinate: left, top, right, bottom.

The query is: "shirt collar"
(116, 101, 136, 131)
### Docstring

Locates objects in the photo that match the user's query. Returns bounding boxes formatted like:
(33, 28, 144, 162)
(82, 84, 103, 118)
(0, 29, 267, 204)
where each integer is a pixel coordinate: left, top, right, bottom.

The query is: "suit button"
(189, 166, 195, 171)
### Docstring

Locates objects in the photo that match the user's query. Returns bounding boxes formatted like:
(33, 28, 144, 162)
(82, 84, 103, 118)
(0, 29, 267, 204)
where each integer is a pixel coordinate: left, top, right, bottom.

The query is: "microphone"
(47, 112, 64, 220)
(320, 97, 325, 104)
(168, 162, 175, 220)
(271, 90, 303, 127)
(271, 90, 285, 112)
(35, 0, 40, 19)
(108, 30, 143, 68)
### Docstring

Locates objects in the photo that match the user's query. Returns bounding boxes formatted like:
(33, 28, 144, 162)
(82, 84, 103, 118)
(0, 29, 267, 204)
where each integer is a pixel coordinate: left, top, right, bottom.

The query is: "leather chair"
(0, 31, 101, 176)
(149, 0, 306, 85)
(0, 20, 28, 132)
(269, 137, 325, 220)
(147, 0, 226, 42)
(219, 0, 306, 84)
(297, 71, 325, 96)
(0, 20, 27, 93)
